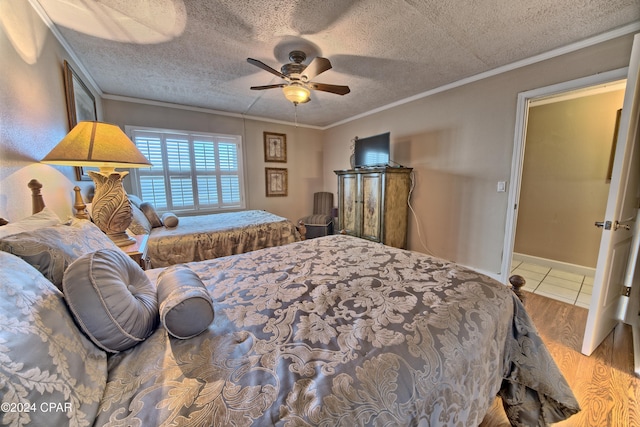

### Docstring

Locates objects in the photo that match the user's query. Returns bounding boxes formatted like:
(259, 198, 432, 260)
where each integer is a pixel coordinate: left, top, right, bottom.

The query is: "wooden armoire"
(335, 166, 412, 248)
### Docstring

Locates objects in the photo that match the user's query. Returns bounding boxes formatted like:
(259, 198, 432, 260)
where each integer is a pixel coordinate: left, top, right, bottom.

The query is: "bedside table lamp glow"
(42, 121, 151, 246)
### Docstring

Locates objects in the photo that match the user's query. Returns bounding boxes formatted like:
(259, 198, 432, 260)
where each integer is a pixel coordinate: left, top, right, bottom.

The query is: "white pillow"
(0, 207, 61, 238)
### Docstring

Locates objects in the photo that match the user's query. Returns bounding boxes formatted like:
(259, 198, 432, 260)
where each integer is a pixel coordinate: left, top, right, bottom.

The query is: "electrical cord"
(407, 170, 434, 256)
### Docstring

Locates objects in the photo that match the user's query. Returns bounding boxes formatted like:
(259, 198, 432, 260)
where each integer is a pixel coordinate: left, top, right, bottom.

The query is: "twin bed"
(128, 206, 302, 268)
(0, 181, 580, 426)
(118, 190, 302, 268)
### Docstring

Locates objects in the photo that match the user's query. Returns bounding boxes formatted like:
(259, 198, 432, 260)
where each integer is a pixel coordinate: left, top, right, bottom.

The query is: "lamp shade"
(42, 121, 151, 169)
(282, 84, 310, 105)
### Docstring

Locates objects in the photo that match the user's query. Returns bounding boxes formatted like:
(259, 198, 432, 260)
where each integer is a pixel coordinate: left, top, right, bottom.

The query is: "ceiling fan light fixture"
(283, 84, 310, 105)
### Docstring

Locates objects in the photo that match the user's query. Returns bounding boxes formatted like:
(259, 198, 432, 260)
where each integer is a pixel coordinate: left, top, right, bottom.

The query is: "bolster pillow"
(157, 265, 214, 339)
(161, 212, 179, 228)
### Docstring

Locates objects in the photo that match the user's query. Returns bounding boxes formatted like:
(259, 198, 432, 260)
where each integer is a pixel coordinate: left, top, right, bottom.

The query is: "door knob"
(595, 220, 633, 230)
(614, 220, 632, 231)
(594, 221, 612, 230)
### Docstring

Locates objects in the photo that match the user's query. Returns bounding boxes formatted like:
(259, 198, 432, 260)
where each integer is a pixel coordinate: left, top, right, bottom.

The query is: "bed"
(74, 187, 302, 268)
(131, 209, 302, 268)
(0, 181, 580, 426)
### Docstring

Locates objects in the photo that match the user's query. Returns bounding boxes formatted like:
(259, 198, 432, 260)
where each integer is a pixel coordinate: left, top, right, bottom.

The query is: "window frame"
(126, 125, 246, 214)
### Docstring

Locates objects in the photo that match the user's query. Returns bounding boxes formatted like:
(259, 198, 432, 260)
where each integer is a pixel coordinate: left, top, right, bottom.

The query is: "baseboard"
(461, 264, 501, 283)
(633, 324, 640, 378)
(513, 253, 596, 277)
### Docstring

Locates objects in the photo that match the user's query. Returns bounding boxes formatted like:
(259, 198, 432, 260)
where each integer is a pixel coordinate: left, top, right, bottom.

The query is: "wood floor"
(480, 291, 639, 426)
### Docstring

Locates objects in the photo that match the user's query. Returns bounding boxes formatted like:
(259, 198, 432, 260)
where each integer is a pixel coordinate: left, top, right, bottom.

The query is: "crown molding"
(30, 0, 639, 131)
(327, 22, 640, 129)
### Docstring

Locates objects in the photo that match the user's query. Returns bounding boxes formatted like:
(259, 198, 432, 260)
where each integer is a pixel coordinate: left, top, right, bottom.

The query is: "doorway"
(511, 83, 626, 308)
(501, 68, 629, 302)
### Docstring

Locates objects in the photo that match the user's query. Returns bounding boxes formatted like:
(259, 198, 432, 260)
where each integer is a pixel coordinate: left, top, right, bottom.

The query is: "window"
(127, 126, 245, 213)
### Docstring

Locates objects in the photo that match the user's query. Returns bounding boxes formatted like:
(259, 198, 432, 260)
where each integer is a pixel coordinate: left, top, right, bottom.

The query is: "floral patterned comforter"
(146, 210, 301, 268)
(95, 235, 579, 426)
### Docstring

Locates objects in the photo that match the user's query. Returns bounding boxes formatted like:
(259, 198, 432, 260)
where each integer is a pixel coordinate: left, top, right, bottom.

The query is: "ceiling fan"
(247, 50, 350, 105)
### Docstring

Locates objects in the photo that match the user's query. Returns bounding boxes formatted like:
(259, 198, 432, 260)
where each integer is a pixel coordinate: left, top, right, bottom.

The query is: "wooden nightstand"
(121, 233, 150, 270)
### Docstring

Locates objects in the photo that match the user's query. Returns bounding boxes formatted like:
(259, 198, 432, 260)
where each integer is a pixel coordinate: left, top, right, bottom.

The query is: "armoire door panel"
(361, 173, 382, 241)
(340, 174, 358, 236)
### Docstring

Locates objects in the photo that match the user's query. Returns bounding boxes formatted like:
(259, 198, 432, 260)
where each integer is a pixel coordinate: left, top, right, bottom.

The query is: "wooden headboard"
(0, 179, 45, 226)
(73, 186, 89, 220)
(28, 179, 45, 214)
(0, 179, 91, 225)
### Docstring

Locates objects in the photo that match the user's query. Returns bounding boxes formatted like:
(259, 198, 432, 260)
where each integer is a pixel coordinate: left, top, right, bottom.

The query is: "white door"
(622, 211, 640, 374)
(581, 33, 640, 356)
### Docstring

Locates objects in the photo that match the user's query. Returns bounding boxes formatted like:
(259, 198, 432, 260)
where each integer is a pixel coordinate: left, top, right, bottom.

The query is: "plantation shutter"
(128, 127, 245, 213)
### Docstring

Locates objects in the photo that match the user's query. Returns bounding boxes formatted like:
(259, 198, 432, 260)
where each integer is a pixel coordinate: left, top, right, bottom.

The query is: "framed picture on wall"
(265, 167, 288, 197)
(264, 132, 287, 162)
(63, 60, 97, 181)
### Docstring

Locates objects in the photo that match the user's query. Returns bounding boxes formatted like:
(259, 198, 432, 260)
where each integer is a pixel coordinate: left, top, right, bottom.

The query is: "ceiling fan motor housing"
(281, 51, 308, 79)
(281, 63, 306, 79)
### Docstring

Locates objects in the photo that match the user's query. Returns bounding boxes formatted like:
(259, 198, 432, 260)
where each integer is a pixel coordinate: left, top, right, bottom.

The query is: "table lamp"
(42, 121, 151, 246)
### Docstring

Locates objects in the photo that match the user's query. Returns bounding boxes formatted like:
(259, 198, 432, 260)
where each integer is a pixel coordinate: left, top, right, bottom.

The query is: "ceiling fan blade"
(309, 82, 350, 95)
(301, 57, 332, 81)
(250, 84, 287, 90)
(247, 58, 287, 79)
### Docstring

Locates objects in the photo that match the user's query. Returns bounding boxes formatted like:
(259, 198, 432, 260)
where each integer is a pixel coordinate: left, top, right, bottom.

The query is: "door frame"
(500, 67, 629, 284)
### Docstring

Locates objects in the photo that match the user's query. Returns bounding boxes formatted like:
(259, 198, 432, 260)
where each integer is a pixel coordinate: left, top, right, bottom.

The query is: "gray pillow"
(63, 249, 159, 352)
(161, 212, 179, 228)
(0, 251, 107, 427)
(129, 203, 152, 235)
(157, 265, 214, 339)
(141, 202, 162, 228)
(0, 219, 119, 289)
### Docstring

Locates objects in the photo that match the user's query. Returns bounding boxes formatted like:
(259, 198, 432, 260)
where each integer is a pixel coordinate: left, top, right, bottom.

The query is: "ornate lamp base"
(88, 169, 135, 247)
(107, 231, 136, 246)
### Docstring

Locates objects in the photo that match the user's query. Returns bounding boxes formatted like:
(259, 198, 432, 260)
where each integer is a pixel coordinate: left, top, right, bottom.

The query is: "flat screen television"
(354, 132, 390, 168)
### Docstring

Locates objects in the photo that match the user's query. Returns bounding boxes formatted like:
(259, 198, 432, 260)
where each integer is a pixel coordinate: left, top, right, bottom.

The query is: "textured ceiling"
(32, 0, 640, 128)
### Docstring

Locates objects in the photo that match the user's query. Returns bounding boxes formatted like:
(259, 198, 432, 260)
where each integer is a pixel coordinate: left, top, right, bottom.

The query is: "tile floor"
(511, 259, 594, 308)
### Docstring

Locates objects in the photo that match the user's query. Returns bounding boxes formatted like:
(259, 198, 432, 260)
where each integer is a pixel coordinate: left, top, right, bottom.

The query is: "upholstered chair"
(298, 192, 334, 239)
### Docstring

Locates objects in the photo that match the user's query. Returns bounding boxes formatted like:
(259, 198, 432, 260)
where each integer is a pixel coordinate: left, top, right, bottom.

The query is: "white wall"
(323, 34, 636, 276)
(102, 99, 324, 222)
(0, 0, 96, 221)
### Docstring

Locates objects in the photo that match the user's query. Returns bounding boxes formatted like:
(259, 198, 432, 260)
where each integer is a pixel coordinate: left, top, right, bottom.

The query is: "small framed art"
(265, 167, 288, 197)
(63, 60, 97, 181)
(264, 132, 287, 162)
